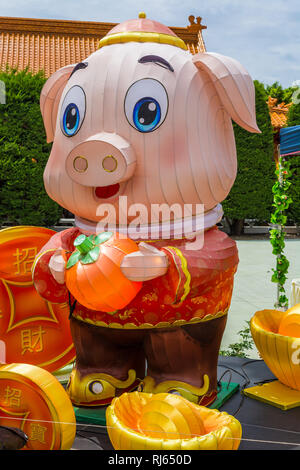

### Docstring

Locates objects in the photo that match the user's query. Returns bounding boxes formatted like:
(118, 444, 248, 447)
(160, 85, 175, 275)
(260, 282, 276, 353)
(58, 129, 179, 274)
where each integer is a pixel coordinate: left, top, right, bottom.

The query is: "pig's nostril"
(73, 156, 88, 173)
(102, 155, 118, 173)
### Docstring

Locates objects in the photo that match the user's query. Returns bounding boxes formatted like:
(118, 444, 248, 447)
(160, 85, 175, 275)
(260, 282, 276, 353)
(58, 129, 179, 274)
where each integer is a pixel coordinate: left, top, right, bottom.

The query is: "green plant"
(270, 157, 293, 308)
(222, 80, 275, 235)
(265, 81, 297, 104)
(220, 322, 254, 358)
(288, 94, 300, 127)
(286, 155, 300, 224)
(0, 68, 63, 226)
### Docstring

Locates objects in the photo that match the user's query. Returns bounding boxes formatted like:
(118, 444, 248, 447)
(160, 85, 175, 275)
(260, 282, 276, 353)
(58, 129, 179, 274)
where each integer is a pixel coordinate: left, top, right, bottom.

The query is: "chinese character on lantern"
(21, 326, 46, 355)
(13, 247, 37, 275)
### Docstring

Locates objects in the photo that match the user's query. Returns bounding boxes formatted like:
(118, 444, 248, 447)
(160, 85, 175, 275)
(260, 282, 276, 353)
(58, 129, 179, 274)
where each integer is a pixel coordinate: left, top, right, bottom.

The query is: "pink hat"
(98, 12, 187, 50)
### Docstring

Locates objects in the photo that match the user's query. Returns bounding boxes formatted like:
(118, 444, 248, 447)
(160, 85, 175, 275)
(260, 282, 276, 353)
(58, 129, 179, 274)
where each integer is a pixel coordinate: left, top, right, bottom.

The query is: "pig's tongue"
(95, 184, 120, 199)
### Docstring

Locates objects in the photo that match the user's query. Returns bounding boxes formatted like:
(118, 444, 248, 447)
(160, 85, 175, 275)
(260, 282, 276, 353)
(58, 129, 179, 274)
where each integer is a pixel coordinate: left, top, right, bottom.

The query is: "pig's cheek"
(43, 151, 104, 220)
(43, 142, 75, 208)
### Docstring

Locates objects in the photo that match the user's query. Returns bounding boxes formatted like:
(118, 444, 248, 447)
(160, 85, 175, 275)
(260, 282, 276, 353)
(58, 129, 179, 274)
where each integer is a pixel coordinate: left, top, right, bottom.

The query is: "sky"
(0, 0, 299, 88)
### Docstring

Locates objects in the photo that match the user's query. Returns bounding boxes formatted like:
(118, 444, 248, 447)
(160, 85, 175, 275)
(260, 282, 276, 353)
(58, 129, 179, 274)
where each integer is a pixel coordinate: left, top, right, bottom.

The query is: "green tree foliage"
(265, 81, 297, 104)
(285, 155, 300, 224)
(288, 106, 300, 127)
(222, 80, 275, 234)
(287, 94, 300, 127)
(0, 69, 63, 226)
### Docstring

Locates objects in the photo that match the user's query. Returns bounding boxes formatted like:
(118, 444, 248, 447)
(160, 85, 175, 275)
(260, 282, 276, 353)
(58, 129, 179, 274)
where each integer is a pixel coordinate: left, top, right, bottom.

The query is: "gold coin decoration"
(0, 363, 76, 450)
(0, 226, 75, 371)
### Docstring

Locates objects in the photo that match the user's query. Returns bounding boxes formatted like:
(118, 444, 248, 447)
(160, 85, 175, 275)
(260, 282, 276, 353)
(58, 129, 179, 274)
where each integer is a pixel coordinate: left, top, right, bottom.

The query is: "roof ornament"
(188, 15, 207, 31)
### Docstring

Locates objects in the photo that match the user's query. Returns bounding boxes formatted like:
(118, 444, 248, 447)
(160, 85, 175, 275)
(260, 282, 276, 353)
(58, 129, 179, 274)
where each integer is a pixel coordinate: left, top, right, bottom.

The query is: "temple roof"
(0, 15, 207, 78)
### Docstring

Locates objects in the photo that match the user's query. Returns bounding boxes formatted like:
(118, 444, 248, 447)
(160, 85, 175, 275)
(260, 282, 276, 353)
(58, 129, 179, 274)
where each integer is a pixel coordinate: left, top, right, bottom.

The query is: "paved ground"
(221, 239, 300, 358)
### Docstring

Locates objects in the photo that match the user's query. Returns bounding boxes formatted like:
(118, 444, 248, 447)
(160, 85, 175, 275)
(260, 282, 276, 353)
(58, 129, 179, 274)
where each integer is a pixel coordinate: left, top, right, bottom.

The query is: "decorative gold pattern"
(72, 308, 228, 329)
(67, 368, 138, 406)
(142, 292, 158, 303)
(1, 279, 59, 333)
(166, 246, 191, 303)
(141, 374, 210, 403)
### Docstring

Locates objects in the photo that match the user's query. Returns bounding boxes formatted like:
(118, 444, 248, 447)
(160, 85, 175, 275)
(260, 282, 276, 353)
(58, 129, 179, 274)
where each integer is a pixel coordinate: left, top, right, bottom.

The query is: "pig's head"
(40, 14, 260, 227)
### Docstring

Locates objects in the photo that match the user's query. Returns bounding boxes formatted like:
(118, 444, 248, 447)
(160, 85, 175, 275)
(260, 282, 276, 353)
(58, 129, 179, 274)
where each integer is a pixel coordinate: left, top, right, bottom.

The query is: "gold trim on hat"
(98, 31, 187, 50)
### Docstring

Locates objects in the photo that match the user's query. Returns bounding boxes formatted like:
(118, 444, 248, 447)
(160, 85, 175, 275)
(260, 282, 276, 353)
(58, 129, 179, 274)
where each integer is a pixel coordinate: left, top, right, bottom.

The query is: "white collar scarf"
(75, 204, 223, 240)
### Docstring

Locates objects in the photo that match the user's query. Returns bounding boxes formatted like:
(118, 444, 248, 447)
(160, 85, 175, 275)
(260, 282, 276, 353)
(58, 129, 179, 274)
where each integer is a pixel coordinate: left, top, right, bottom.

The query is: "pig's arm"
(159, 234, 239, 305)
(32, 228, 77, 303)
(121, 231, 238, 304)
(120, 242, 192, 303)
(120, 242, 169, 281)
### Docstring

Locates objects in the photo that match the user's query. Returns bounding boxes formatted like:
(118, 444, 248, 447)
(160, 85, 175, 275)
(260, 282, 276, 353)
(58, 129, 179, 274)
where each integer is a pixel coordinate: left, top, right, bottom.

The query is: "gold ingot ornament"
(106, 391, 242, 450)
(251, 307, 300, 391)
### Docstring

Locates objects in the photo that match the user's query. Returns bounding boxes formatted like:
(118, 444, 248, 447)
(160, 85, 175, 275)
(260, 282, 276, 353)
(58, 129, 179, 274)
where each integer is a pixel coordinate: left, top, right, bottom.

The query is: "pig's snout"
(65, 133, 136, 187)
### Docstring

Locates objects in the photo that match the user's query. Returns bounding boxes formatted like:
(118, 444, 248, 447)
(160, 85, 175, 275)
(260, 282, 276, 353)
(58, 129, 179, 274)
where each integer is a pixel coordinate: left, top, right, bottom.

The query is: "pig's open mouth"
(95, 183, 120, 199)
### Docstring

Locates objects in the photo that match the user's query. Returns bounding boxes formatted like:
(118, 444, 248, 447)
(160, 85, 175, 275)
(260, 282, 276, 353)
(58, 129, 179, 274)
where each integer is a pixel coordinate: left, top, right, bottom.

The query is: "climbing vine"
(269, 157, 293, 308)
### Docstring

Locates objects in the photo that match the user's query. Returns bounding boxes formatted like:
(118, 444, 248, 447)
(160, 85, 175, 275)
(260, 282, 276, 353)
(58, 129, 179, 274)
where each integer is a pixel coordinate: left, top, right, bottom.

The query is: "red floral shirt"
(32, 226, 238, 328)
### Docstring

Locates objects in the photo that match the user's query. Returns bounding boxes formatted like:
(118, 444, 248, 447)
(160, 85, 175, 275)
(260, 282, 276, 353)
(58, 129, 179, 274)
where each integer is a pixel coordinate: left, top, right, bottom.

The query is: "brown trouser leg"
(143, 316, 227, 394)
(70, 317, 146, 381)
(70, 315, 226, 394)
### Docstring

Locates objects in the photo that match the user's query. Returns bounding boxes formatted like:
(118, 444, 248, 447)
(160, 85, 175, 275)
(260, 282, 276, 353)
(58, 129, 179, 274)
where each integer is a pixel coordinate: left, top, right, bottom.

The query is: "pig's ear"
(193, 52, 261, 133)
(40, 64, 75, 143)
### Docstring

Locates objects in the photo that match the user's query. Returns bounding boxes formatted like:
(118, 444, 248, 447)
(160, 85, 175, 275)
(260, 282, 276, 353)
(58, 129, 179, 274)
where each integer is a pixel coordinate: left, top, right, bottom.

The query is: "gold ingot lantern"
(251, 306, 300, 391)
(106, 391, 242, 450)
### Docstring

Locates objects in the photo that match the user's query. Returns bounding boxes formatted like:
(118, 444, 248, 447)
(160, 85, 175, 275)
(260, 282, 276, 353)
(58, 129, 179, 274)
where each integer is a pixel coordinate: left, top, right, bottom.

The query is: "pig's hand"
(48, 249, 66, 285)
(120, 242, 169, 282)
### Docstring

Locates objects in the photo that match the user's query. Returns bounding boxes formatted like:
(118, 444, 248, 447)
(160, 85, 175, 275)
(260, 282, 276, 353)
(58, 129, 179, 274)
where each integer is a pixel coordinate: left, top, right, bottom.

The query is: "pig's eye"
(60, 86, 86, 137)
(124, 79, 168, 133)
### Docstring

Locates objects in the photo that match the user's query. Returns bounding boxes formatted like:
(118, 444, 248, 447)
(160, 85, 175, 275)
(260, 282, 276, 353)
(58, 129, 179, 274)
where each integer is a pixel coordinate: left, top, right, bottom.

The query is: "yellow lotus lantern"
(106, 391, 242, 450)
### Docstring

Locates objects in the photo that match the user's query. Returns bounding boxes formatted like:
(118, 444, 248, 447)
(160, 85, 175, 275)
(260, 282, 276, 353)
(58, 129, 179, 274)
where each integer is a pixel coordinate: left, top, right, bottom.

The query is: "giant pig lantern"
(33, 14, 260, 407)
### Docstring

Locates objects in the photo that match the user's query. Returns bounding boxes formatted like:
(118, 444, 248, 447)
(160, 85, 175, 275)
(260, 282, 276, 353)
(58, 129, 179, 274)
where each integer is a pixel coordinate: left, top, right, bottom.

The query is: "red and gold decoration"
(33, 226, 237, 408)
(106, 391, 242, 450)
(0, 226, 75, 372)
(0, 362, 76, 450)
(33, 226, 238, 329)
(65, 232, 142, 312)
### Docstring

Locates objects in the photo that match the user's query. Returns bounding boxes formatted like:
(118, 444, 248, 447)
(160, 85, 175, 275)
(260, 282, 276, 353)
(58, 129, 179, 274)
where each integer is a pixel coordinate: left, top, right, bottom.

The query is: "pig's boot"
(141, 316, 227, 406)
(66, 318, 146, 406)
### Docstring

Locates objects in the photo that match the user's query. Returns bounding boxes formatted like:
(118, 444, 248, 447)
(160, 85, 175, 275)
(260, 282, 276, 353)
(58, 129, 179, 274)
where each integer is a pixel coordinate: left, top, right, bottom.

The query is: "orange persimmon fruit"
(65, 232, 142, 312)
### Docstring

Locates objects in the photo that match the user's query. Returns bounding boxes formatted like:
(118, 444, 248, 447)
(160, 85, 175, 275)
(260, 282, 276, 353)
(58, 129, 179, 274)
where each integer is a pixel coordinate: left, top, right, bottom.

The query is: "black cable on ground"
(218, 363, 250, 416)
